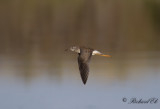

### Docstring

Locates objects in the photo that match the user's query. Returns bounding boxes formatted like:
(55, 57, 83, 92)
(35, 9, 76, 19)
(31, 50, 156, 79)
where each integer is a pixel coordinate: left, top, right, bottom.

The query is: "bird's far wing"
(78, 57, 89, 84)
(77, 48, 93, 84)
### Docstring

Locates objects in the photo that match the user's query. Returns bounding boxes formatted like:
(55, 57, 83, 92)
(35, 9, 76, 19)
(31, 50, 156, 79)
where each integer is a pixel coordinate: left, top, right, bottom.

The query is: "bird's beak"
(65, 49, 69, 51)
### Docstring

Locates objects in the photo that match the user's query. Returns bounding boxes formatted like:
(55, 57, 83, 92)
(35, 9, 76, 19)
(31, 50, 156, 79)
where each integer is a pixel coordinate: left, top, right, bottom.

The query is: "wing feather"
(78, 58, 89, 84)
(78, 48, 93, 84)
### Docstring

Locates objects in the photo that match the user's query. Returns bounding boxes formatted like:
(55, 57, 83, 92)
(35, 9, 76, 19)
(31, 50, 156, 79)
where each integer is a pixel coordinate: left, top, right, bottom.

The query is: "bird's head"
(65, 46, 80, 53)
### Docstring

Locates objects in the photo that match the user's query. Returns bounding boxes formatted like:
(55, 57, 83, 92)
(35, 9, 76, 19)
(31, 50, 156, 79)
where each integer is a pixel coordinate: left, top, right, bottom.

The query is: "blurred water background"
(0, 0, 160, 109)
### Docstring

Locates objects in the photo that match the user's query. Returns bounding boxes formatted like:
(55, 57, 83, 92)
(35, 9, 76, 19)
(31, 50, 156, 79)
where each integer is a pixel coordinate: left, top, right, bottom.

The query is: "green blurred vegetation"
(146, 0, 160, 30)
(0, 0, 159, 57)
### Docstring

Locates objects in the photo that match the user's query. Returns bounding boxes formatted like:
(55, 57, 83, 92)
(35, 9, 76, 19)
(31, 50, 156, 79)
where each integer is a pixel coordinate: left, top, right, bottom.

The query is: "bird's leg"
(96, 54, 112, 58)
(93, 50, 111, 57)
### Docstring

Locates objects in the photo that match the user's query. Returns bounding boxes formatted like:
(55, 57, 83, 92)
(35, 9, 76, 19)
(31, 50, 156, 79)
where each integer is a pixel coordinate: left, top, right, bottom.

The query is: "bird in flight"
(65, 46, 111, 85)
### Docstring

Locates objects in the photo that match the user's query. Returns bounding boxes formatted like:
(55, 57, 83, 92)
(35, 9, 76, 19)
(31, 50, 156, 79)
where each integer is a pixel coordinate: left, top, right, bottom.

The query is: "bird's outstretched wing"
(78, 60, 89, 84)
(78, 48, 93, 84)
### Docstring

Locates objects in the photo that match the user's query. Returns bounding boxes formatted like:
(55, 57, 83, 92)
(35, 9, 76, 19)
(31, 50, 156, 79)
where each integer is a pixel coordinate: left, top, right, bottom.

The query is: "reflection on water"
(0, 52, 160, 109)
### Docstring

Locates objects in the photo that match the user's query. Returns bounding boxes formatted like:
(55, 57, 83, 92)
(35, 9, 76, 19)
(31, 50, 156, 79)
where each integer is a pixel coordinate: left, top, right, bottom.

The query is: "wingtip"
(82, 81, 87, 85)
(82, 79, 87, 85)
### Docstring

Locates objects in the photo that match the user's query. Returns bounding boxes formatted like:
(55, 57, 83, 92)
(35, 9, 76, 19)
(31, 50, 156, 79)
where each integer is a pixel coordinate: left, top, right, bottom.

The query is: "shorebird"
(65, 46, 111, 85)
